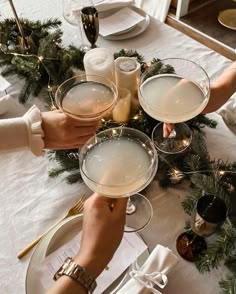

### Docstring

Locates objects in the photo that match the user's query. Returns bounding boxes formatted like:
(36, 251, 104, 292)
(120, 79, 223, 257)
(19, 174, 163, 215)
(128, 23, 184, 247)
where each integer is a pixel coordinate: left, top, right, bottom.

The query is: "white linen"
(135, 0, 171, 22)
(0, 1, 234, 293)
(218, 92, 236, 124)
(117, 244, 179, 294)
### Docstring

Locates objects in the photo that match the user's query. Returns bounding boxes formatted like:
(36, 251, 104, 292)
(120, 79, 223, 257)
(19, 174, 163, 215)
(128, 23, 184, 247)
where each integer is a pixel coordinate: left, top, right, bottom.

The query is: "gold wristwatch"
(54, 257, 97, 293)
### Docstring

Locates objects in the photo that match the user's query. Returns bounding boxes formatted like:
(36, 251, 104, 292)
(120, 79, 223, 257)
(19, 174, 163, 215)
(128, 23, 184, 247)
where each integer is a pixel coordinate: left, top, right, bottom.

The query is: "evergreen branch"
(48, 167, 68, 178)
(114, 49, 144, 64)
(66, 171, 82, 184)
(190, 173, 231, 208)
(182, 190, 202, 215)
(196, 224, 236, 273)
(225, 255, 236, 274)
(187, 114, 217, 132)
(219, 275, 236, 294)
(19, 79, 35, 103)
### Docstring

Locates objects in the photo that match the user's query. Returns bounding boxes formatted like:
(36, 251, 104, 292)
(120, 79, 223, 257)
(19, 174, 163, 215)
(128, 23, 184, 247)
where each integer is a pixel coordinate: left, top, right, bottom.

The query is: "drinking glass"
(176, 195, 227, 262)
(81, 6, 99, 49)
(138, 58, 210, 154)
(55, 74, 118, 121)
(62, 0, 94, 51)
(79, 127, 158, 232)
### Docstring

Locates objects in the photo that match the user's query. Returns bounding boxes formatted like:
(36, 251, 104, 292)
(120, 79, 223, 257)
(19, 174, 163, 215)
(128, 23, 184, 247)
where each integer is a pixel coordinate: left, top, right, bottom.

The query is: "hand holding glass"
(80, 127, 158, 232)
(138, 58, 210, 154)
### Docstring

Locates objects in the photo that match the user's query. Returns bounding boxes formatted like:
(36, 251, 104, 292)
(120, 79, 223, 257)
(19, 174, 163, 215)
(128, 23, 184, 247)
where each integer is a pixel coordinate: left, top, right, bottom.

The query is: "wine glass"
(81, 6, 99, 49)
(176, 195, 227, 262)
(79, 127, 158, 232)
(138, 58, 210, 154)
(62, 0, 94, 51)
(55, 74, 118, 121)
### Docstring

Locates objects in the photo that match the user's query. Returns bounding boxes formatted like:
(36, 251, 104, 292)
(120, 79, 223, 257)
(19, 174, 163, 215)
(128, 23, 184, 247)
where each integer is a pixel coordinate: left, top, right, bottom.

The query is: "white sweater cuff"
(23, 105, 45, 156)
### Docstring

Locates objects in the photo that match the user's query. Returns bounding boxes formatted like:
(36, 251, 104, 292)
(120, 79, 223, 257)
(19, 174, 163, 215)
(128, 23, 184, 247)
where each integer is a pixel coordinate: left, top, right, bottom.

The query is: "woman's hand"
(41, 110, 100, 149)
(46, 194, 127, 294)
(74, 194, 128, 278)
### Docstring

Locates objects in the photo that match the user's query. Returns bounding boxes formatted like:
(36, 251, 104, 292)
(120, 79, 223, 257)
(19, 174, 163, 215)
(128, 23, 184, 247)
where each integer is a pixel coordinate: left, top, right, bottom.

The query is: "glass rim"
(55, 74, 118, 119)
(139, 58, 210, 117)
(80, 126, 158, 188)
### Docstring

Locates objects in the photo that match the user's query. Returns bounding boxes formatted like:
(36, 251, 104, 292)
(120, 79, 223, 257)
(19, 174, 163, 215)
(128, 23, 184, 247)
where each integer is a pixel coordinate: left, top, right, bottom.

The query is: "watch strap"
(54, 257, 97, 293)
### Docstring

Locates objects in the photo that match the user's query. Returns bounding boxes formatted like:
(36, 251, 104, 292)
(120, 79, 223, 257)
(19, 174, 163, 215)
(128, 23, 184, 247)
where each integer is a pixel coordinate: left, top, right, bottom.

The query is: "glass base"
(125, 193, 153, 233)
(152, 122, 192, 154)
(176, 231, 207, 262)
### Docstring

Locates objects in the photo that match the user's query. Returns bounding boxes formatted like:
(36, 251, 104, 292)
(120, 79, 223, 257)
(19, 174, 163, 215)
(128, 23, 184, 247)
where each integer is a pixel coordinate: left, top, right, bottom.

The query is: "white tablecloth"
(0, 1, 235, 293)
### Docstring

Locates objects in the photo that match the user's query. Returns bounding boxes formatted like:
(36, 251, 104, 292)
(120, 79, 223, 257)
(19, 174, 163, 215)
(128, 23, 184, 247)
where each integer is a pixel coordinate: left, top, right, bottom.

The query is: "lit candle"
(114, 57, 141, 112)
(83, 47, 115, 82)
(112, 88, 131, 123)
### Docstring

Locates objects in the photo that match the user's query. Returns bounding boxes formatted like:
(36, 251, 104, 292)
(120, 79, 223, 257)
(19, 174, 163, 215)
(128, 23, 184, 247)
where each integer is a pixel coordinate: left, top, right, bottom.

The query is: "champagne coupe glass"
(81, 6, 99, 49)
(62, 0, 94, 51)
(80, 127, 158, 232)
(138, 58, 210, 154)
(176, 195, 227, 262)
(55, 74, 118, 120)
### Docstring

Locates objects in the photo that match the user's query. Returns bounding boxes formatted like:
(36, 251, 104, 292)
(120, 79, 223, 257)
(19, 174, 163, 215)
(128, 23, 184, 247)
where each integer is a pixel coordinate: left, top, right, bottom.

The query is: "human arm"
(202, 61, 236, 113)
(46, 194, 128, 294)
(163, 62, 236, 137)
(0, 101, 100, 155)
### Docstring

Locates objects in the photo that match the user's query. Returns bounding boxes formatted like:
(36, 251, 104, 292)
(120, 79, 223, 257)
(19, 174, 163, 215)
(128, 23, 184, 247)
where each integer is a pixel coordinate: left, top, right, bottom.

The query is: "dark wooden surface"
(180, 0, 236, 50)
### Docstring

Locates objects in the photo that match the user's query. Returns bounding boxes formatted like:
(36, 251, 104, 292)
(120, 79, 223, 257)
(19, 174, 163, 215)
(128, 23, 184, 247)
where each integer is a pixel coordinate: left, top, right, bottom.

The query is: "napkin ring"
(54, 257, 97, 293)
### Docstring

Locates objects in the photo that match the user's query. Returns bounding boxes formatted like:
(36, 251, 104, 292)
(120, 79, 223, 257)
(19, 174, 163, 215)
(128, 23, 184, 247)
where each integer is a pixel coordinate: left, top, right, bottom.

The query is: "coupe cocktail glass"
(55, 74, 118, 121)
(80, 127, 158, 232)
(138, 58, 210, 154)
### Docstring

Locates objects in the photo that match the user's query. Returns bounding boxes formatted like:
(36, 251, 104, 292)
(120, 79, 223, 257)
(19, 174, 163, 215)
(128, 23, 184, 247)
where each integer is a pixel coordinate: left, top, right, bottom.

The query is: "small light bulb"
(219, 170, 225, 176)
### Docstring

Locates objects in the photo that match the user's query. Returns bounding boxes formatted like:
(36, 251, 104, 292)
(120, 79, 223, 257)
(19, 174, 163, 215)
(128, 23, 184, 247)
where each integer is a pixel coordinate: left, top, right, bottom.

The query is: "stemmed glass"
(138, 58, 210, 154)
(81, 6, 99, 49)
(55, 74, 117, 120)
(79, 127, 158, 232)
(176, 195, 227, 262)
(62, 0, 94, 51)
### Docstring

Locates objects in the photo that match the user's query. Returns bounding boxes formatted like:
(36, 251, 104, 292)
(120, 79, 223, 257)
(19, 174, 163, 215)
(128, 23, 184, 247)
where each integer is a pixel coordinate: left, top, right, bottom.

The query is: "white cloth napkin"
(94, 0, 134, 12)
(217, 92, 236, 125)
(117, 244, 179, 294)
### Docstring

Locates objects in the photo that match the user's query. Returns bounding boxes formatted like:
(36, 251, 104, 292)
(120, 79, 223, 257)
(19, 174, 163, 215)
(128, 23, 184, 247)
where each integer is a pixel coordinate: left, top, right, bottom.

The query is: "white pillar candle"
(114, 57, 141, 111)
(83, 47, 115, 82)
(112, 88, 131, 123)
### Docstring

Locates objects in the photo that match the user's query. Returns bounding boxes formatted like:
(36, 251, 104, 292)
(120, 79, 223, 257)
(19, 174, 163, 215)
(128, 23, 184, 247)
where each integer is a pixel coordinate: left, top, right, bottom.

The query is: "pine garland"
(0, 18, 85, 103)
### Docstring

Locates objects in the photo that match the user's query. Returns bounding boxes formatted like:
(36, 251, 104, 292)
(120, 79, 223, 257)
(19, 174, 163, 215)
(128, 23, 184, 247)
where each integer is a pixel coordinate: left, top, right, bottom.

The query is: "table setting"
(0, 0, 236, 293)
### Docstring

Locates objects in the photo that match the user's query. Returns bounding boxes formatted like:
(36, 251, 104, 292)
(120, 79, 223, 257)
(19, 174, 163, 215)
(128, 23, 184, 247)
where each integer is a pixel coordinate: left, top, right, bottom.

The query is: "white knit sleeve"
(22, 105, 45, 156)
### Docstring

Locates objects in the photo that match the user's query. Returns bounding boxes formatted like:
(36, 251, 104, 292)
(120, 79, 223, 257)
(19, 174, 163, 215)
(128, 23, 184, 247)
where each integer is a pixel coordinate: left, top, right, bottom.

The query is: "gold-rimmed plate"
(25, 214, 149, 294)
(218, 9, 236, 30)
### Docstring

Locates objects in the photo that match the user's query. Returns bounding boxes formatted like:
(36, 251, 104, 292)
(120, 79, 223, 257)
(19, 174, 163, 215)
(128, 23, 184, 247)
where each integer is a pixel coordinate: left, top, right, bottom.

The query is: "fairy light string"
(169, 167, 236, 183)
(0, 42, 58, 108)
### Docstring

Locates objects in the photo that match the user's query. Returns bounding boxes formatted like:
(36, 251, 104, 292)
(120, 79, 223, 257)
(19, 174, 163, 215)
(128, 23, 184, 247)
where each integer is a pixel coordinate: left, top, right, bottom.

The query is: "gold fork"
(17, 195, 86, 259)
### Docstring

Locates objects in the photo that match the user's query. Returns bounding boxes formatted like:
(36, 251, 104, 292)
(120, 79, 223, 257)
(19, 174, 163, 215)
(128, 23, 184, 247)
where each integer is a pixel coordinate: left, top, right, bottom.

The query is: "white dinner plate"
(218, 9, 236, 30)
(25, 214, 149, 294)
(99, 6, 150, 40)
